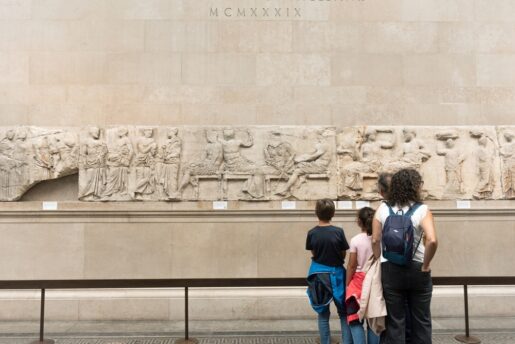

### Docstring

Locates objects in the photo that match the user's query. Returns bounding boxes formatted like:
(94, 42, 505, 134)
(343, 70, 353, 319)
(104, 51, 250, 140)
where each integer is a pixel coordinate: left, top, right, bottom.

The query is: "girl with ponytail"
(345, 207, 380, 344)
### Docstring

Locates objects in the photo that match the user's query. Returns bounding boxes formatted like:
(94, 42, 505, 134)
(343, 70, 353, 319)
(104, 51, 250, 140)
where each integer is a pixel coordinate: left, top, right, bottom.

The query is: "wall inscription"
(0, 126, 513, 202)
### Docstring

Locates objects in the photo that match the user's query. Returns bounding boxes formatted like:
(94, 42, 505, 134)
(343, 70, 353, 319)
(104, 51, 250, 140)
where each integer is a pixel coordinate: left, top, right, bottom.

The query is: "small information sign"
(42, 201, 58, 211)
(281, 201, 296, 210)
(456, 200, 471, 209)
(213, 201, 228, 210)
(337, 201, 352, 210)
(355, 201, 370, 209)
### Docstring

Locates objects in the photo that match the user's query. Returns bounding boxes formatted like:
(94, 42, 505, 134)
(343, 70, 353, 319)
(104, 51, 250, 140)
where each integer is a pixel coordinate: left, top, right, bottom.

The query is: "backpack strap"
(386, 203, 395, 216)
(412, 230, 424, 259)
(407, 202, 423, 259)
(405, 202, 422, 217)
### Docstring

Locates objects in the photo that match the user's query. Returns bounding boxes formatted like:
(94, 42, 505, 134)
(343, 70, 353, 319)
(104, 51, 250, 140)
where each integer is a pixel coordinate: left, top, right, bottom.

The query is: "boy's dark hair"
(388, 168, 423, 207)
(378, 172, 392, 198)
(358, 206, 375, 236)
(316, 199, 335, 222)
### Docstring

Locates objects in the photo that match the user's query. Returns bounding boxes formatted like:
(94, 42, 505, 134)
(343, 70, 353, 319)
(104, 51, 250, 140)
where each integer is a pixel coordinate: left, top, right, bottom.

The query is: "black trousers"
(381, 261, 433, 344)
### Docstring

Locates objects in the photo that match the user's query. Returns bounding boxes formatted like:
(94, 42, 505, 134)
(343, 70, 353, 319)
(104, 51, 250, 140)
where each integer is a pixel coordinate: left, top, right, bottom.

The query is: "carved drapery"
(0, 126, 513, 201)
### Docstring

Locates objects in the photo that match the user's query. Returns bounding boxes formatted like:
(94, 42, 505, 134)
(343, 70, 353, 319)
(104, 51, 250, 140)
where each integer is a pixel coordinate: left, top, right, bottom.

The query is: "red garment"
(345, 271, 366, 323)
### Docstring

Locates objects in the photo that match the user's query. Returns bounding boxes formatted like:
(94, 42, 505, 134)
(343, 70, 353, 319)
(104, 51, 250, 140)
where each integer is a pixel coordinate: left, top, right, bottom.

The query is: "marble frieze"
(0, 126, 514, 202)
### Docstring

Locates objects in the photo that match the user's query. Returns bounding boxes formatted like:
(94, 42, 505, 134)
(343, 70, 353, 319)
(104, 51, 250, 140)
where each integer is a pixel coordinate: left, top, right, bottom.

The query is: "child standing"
(306, 199, 350, 344)
(345, 207, 380, 344)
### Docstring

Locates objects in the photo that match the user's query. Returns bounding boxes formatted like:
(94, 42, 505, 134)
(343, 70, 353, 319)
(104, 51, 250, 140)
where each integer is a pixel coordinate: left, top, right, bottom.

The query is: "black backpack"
(382, 202, 422, 266)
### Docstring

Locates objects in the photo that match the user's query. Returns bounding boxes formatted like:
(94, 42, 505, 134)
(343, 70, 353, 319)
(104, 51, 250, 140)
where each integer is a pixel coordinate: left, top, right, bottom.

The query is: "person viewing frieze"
(275, 128, 334, 197)
(133, 127, 158, 200)
(499, 129, 515, 199)
(103, 127, 133, 200)
(177, 129, 223, 197)
(79, 126, 108, 201)
(157, 128, 182, 200)
(372, 168, 438, 344)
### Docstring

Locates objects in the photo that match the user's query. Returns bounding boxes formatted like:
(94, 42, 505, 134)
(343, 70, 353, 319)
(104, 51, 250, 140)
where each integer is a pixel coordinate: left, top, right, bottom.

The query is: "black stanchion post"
(30, 288, 55, 344)
(455, 284, 481, 344)
(175, 286, 198, 344)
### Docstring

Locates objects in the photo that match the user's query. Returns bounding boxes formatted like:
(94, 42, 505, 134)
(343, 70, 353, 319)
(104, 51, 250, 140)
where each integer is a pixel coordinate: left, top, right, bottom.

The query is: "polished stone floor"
(1, 333, 515, 344)
(0, 318, 513, 344)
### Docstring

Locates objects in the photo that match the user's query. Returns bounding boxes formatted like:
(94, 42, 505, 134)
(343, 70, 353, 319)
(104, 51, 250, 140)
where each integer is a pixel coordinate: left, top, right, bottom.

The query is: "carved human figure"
(499, 130, 515, 199)
(104, 128, 133, 198)
(157, 128, 182, 200)
(436, 137, 466, 197)
(13, 129, 31, 190)
(54, 133, 79, 176)
(263, 130, 295, 176)
(471, 133, 494, 199)
(220, 128, 254, 172)
(133, 128, 158, 200)
(0, 130, 17, 200)
(220, 128, 264, 199)
(32, 135, 54, 182)
(399, 129, 431, 168)
(79, 127, 108, 200)
(340, 129, 395, 193)
(275, 130, 332, 197)
(178, 130, 223, 194)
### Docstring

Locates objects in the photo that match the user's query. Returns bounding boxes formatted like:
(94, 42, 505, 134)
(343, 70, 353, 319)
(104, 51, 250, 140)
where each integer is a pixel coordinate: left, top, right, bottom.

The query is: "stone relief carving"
(0, 127, 79, 201)
(1, 125, 512, 201)
(132, 128, 158, 200)
(103, 127, 133, 200)
(79, 127, 108, 201)
(274, 128, 335, 199)
(499, 128, 515, 199)
(436, 130, 466, 199)
(470, 130, 495, 200)
(177, 129, 223, 199)
(157, 128, 182, 200)
(337, 127, 396, 199)
(220, 128, 265, 200)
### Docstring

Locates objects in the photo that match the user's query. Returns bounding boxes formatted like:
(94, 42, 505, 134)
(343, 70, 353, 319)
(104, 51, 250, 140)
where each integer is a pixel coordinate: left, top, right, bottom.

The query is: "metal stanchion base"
(30, 340, 55, 344)
(455, 334, 481, 344)
(175, 338, 199, 344)
(315, 337, 339, 344)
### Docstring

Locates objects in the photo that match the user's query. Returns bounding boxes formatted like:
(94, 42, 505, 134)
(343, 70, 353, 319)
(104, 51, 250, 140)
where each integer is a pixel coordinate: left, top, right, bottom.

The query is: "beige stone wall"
(0, 202, 514, 320)
(1, 0, 515, 127)
(1, 0, 515, 320)
(1, 201, 513, 279)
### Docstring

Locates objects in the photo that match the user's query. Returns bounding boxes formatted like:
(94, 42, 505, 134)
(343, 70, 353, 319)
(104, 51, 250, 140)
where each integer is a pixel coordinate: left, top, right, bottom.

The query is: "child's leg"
(318, 310, 332, 344)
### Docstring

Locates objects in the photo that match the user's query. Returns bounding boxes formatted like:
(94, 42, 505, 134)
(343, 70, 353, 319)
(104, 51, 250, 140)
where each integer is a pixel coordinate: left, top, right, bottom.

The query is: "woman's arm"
(346, 252, 358, 286)
(372, 218, 382, 259)
(420, 210, 438, 272)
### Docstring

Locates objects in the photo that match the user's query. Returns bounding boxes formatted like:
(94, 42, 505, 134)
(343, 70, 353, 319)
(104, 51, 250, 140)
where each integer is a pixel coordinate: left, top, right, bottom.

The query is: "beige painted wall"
(0, 0, 515, 127)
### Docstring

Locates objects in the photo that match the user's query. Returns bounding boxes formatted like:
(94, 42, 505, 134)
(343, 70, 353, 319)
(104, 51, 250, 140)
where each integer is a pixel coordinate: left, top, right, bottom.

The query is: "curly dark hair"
(387, 168, 423, 207)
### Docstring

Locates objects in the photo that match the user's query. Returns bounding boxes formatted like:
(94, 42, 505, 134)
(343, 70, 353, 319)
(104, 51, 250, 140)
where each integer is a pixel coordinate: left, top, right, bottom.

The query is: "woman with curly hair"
(372, 169, 438, 344)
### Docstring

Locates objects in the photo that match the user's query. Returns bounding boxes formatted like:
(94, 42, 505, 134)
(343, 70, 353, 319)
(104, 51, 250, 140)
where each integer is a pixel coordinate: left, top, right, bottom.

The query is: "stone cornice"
(0, 207, 514, 222)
